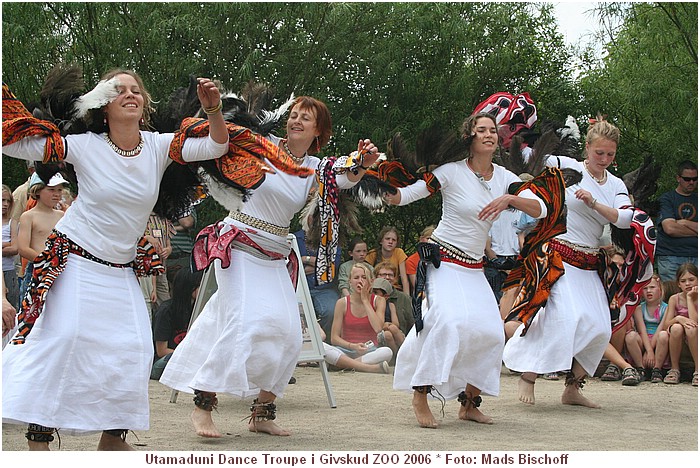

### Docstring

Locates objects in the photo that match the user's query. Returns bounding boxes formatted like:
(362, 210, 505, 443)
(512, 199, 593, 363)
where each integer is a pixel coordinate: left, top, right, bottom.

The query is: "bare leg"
(412, 386, 438, 429)
(668, 324, 684, 370)
(192, 391, 222, 438)
(654, 331, 669, 368)
(27, 441, 50, 451)
(625, 331, 644, 368)
(97, 431, 135, 451)
(561, 361, 601, 408)
(686, 327, 698, 373)
(458, 385, 493, 424)
(335, 353, 389, 373)
(517, 372, 537, 405)
(248, 390, 290, 436)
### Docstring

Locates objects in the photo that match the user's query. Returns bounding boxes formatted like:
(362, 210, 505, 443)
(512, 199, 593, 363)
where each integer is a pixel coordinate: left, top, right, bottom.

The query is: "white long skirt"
(393, 263, 505, 399)
(503, 263, 611, 376)
(2, 254, 152, 435)
(160, 249, 302, 399)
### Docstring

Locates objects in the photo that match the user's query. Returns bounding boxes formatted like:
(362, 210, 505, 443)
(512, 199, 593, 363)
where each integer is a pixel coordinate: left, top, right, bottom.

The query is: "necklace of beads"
(584, 160, 607, 184)
(282, 139, 306, 164)
(105, 133, 144, 157)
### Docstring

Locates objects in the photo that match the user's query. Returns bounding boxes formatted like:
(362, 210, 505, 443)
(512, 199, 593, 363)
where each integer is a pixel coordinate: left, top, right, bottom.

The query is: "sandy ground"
(2, 364, 697, 456)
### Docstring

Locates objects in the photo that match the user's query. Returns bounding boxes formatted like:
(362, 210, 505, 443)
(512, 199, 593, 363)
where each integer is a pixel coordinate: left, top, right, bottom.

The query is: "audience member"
(337, 236, 372, 297)
(365, 226, 409, 292)
(2, 185, 19, 311)
(319, 326, 391, 374)
(150, 268, 204, 380)
(624, 275, 669, 383)
(10, 160, 35, 223)
(374, 261, 414, 335)
(405, 225, 435, 294)
(371, 277, 405, 356)
(659, 263, 698, 385)
(330, 263, 393, 365)
(655, 160, 698, 281)
(295, 227, 342, 341)
(484, 208, 520, 302)
(17, 173, 68, 303)
(166, 211, 197, 283)
(2, 275, 17, 349)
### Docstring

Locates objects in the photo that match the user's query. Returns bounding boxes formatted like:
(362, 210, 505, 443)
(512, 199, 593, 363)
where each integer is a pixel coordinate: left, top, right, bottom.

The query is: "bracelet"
(590, 198, 597, 209)
(203, 101, 222, 115)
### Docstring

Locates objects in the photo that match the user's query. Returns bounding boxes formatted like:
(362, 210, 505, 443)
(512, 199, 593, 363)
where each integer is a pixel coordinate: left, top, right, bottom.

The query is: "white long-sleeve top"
(546, 155, 633, 248)
(3, 132, 227, 263)
(397, 160, 546, 260)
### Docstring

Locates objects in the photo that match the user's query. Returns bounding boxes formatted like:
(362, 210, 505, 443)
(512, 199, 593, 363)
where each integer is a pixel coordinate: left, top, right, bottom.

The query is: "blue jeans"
(656, 255, 697, 282)
(310, 287, 339, 342)
(18, 262, 34, 307)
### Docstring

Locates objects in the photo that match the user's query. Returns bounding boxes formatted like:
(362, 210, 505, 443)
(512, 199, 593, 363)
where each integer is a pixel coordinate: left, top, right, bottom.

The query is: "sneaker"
(621, 367, 640, 386)
(650, 368, 663, 383)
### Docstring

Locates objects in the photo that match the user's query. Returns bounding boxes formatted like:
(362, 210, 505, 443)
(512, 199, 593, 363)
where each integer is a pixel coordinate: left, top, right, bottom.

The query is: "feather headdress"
(73, 76, 121, 119)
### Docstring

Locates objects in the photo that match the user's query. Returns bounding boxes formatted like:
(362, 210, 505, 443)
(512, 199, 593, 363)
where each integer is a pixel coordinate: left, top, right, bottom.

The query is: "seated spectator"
(319, 327, 390, 374)
(405, 225, 435, 295)
(374, 261, 414, 335)
(295, 227, 341, 342)
(150, 268, 204, 380)
(337, 237, 372, 297)
(659, 263, 698, 385)
(372, 277, 405, 355)
(624, 274, 669, 383)
(330, 263, 393, 364)
(365, 226, 409, 292)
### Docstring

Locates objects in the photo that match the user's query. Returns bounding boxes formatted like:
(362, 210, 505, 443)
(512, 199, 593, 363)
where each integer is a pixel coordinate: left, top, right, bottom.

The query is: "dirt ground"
(2, 364, 697, 463)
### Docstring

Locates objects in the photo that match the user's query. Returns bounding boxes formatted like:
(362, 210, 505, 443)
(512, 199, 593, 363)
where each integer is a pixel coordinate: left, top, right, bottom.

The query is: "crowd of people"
(1, 66, 697, 451)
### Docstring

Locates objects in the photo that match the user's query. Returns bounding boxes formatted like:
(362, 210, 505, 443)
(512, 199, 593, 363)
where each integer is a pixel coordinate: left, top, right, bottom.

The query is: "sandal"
(650, 368, 663, 383)
(542, 372, 560, 381)
(692, 371, 698, 387)
(601, 363, 622, 381)
(663, 368, 681, 384)
(621, 367, 640, 386)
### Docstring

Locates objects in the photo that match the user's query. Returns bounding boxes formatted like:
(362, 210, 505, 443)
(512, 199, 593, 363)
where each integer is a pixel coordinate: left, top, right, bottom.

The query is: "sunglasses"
(680, 176, 698, 182)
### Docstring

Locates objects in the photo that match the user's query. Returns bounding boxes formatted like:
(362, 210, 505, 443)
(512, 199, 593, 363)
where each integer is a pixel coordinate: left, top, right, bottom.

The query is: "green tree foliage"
(579, 2, 698, 195)
(11, 3, 692, 251)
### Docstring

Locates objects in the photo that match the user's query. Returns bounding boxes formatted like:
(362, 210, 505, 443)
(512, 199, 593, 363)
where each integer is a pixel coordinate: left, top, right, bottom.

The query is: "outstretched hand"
(196, 78, 221, 109)
(357, 139, 379, 168)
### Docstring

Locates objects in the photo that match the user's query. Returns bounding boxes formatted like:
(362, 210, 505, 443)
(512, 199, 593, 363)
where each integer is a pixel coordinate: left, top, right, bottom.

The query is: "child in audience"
(2, 185, 19, 312)
(624, 274, 669, 383)
(16, 174, 68, 303)
(365, 226, 409, 292)
(660, 263, 698, 385)
(337, 237, 371, 297)
(372, 277, 405, 355)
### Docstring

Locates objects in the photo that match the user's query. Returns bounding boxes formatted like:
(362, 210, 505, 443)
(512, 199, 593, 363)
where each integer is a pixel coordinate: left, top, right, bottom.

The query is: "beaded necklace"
(105, 133, 144, 157)
(584, 160, 607, 184)
(282, 139, 307, 164)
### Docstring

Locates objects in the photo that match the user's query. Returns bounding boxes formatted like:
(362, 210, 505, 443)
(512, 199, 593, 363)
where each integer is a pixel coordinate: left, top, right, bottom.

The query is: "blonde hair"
(350, 262, 374, 282)
(585, 115, 620, 147)
(1, 185, 14, 213)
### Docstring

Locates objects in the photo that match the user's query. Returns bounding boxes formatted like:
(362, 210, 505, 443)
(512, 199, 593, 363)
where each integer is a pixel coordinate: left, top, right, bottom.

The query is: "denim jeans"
(656, 255, 697, 282)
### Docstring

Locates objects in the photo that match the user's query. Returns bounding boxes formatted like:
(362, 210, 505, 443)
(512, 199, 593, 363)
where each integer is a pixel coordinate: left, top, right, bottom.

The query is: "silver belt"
(553, 238, 600, 255)
(228, 211, 289, 237)
(429, 234, 481, 264)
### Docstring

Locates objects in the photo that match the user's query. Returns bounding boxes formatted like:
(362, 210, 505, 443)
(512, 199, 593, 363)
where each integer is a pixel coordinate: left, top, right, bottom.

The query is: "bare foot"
(191, 407, 222, 438)
(458, 405, 494, 425)
(518, 372, 537, 405)
(27, 441, 50, 451)
(97, 432, 135, 451)
(248, 419, 291, 436)
(561, 385, 601, 409)
(412, 392, 438, 428)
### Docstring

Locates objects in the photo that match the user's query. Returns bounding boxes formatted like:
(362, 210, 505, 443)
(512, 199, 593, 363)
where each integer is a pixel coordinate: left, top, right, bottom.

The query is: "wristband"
(203, 101, 222, 115)
(590, 198, 597, 209)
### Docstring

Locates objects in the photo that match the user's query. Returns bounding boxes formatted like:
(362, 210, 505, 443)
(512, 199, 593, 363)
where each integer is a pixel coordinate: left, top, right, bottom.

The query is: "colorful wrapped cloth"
(369, 159, 441, 195)
(503, 167, 568, 336)
(606, 208, 656, 332)
(169, 117, 314, 190)
(2, 83, 65, 163)
(13, 231, 163, 344)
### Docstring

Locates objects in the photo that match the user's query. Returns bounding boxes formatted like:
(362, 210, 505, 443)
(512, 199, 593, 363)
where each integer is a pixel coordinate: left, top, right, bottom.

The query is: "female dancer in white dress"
(2, 70, 228, 450)
(386, 113, 547, 428)
(503, 118, 633, 407)
(160, 96, 378, 437)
